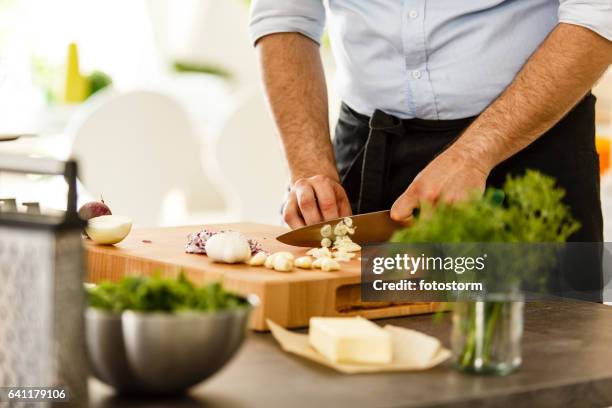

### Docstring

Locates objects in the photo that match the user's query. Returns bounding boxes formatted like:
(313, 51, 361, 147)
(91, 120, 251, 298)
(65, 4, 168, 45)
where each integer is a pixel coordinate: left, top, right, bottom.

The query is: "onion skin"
(79, 200, 112, 238)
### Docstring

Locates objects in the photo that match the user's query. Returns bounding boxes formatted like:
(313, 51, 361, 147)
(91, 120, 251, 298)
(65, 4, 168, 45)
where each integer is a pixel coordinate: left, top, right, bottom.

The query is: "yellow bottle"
(63, 43, 90, 103)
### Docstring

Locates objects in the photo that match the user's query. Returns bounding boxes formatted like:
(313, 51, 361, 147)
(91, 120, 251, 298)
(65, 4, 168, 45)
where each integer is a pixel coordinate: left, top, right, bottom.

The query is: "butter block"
(308, 317, 392, 364)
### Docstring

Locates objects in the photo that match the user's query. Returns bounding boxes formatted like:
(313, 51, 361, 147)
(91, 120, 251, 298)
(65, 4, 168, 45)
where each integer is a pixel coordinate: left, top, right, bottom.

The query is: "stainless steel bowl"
(85, 309, 143, 393)
(86, 305, 252, 395)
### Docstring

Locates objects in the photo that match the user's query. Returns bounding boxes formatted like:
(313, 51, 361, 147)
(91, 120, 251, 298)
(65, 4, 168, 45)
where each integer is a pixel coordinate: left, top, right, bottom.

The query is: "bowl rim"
(85, 294, 259, 319)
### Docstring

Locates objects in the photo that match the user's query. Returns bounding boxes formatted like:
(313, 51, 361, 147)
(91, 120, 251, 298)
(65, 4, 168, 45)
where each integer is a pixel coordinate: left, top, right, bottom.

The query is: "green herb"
(87, 70, 113, 96)
(86, 273, 248, 313)
(392, 170, 579, 244)
(172, 61, 233, 80)
(391, 170, 580, 373)
(391, 170, 580, 292)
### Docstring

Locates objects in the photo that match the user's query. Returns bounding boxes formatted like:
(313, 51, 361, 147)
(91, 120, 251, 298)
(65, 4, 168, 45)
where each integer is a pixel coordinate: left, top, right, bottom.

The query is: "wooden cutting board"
(84, 223, 443, 331)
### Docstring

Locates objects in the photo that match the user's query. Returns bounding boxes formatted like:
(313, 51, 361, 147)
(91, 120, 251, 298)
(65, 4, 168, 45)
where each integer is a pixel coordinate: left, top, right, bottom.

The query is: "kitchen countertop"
(89, 300, 612, 408)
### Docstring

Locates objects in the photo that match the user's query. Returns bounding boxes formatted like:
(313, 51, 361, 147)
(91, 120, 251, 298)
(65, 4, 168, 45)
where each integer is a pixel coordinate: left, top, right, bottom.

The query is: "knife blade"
(276, 210, 403, 247)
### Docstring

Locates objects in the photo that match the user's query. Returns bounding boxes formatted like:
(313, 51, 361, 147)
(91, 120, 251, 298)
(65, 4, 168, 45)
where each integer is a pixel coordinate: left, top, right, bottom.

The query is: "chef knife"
(276, 210, 403, 247)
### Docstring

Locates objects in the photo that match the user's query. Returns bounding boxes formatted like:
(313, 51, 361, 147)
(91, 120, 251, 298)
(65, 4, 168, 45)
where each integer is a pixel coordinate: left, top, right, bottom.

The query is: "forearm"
(256, 32, 337, 183)
(450, 23, 612, 172)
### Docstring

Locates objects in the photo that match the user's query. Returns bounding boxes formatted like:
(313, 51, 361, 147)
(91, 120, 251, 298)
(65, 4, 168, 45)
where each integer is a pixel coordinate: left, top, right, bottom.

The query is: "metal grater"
(0, 154, 88, 407)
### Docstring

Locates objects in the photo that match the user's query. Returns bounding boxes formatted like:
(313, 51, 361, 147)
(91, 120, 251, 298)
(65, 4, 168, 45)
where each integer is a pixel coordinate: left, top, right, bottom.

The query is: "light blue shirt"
(249, 0, 611, 120)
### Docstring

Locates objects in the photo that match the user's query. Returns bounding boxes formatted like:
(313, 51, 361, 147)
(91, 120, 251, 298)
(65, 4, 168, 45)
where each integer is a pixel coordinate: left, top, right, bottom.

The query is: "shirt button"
(412, 70, 422, 79)
(409, 10, 418, 19)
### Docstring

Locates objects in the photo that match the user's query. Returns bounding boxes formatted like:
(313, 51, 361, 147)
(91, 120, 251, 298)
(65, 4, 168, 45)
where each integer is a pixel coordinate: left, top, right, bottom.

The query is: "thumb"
(391, 187, 419, 223)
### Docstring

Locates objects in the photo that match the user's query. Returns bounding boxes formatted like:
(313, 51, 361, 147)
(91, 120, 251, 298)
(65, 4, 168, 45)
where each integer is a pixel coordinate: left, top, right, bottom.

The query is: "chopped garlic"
(333, 235, 361, 252)
(303, 217, 360, 272)
(295, 256, 313, 269)
(307, 247, 332, 259)
(248, 251, 267, 266)
(333, 251, 355, 262)
(333, 235, 351, 246)
(321, 258, 341, 271)
(335, 241, 361, 253)
(334, 222, 348, 237)
(320, 224, 332, 238)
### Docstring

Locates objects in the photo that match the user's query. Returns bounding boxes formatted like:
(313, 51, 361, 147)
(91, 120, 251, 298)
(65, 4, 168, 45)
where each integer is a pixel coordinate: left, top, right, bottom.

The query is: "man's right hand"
(283, 175, 352, 228)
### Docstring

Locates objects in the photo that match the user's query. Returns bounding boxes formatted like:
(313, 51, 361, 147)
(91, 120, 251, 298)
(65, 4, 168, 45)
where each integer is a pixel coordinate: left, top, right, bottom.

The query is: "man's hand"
(390, 148, 489, 223)
(283, 174, 352, 228)
(256, 33, 345, 228)
(393, 23, 611, 223)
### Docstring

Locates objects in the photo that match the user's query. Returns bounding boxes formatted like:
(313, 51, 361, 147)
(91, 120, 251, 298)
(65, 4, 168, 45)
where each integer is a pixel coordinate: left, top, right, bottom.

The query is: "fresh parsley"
(391, 170, 580, 291)
(86, 273, 248, 313)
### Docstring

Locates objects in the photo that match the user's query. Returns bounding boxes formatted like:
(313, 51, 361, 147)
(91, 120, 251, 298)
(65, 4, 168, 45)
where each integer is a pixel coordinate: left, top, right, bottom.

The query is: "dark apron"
(333, 93, 603, 301)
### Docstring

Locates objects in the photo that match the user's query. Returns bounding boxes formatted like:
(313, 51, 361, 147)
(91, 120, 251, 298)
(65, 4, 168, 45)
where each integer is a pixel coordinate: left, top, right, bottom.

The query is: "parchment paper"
(267, 319, 450, 374)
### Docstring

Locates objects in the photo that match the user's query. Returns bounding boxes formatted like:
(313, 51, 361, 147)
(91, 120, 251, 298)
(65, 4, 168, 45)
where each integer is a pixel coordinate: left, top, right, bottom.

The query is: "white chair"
(204, 87, 289, 225)
(68, 90, 224, 227)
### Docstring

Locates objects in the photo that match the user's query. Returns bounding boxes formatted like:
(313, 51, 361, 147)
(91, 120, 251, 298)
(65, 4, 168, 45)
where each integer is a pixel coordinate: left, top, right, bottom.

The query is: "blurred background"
(0, 0, 610, 231)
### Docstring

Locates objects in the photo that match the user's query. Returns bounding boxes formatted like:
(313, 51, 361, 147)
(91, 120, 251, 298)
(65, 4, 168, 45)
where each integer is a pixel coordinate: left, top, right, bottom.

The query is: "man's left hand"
(390, 147, 490, 223)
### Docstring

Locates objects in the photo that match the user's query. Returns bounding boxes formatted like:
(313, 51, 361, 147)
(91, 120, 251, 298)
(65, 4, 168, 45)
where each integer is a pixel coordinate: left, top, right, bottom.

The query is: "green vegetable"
(86, 273, 248, 313)
(391, 170, 580, 374)
(392, 170, 580, 292)
(392, 170, 579, 244)
(87, 70, 113, 96)
(172, 61, 232, 80)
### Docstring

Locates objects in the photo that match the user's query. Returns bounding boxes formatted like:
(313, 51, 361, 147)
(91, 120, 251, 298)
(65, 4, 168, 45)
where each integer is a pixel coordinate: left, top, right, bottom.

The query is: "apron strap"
(357, 109, 404, 213)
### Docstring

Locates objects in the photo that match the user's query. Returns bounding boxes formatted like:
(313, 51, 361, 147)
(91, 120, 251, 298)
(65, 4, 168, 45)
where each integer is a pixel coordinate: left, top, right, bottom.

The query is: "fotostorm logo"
(371, 253, 487, 275)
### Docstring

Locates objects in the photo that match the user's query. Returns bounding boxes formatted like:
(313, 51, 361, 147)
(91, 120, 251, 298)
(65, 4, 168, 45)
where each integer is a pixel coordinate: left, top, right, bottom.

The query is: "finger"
(333, 183, 353, 217)
(282, 192, 305, 228)
(391, 186, 420, 222)
(311, 178, 339, 220)
(395, 214, 414, 227)
(295, 182, 322, 225)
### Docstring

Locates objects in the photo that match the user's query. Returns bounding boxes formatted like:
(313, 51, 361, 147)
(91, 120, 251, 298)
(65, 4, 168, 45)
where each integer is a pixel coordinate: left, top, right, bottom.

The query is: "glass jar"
(451, 295, 524, 375)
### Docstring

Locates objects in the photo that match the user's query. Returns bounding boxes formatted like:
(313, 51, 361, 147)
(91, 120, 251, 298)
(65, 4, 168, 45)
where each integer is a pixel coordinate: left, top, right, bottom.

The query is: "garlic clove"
(274, 251, 295, 260)
(321, 258, 341, 271)
(273, 256, 294, 272)
(312, 257, 330, 269)
(295, 256, 313, 269)
(264, 253, 276, 268)
(265, 251, 295, 268)
(248, 251, 268, 266)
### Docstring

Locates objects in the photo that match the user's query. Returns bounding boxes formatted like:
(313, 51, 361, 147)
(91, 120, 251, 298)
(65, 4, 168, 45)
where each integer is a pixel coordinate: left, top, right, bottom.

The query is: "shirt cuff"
(249, 14, 325, 46)
(558, 5, 612, 41)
